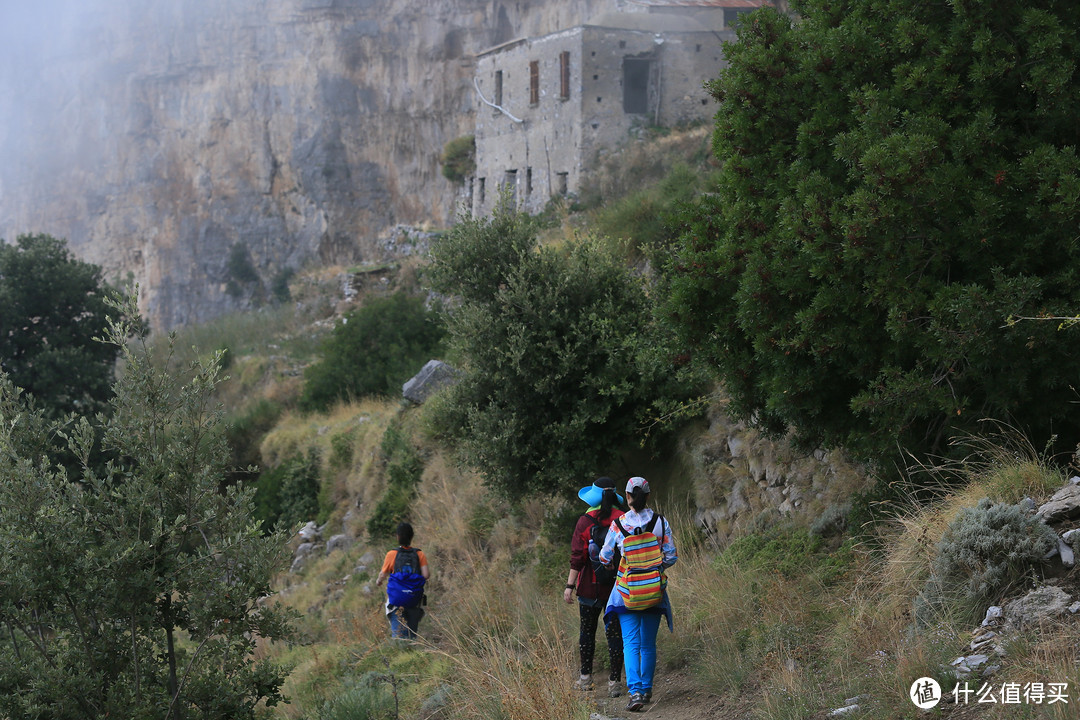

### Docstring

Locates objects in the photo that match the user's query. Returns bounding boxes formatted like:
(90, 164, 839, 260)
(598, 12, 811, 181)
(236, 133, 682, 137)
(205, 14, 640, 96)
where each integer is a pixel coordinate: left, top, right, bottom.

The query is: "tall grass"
(430, 569, 590, 720)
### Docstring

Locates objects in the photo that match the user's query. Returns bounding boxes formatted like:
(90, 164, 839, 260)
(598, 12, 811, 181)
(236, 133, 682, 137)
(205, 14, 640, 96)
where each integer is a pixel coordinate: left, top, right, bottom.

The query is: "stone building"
(469, 0, 770, 215)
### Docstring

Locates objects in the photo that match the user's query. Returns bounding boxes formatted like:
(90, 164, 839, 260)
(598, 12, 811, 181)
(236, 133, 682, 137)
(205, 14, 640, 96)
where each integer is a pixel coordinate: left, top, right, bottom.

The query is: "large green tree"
(0, 296, 293, 719)
(428, 204, 699, 499)
(665, 0, 1080, 461)
(0, 233, 123, 417)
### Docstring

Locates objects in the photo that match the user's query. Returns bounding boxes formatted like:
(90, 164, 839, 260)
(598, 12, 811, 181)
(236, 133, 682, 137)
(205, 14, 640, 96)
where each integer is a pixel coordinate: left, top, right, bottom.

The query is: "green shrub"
(225, 398, 283, 483)
(427, 201, 706, 499)
(915, 498, 1057, 626)
(226, 243, 260, 299)
(440, 135, 475, 183)
(590, 162, 712, 255)
(300, 293, 445, 412)
(366, 422, 425, 539)
(270, 267, 294, 304)
(366, 485, 415, 540)
(466, 503, 498, 545)
(255, 449, 322, 532)
(722, 526, 824, 579)
(329, 430, 356, 471)
(664, 0, 1080, 467)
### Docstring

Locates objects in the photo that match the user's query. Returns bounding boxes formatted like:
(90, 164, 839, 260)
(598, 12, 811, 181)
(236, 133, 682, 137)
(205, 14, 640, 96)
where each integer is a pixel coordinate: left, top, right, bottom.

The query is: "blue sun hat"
(577, 476, 624, 507)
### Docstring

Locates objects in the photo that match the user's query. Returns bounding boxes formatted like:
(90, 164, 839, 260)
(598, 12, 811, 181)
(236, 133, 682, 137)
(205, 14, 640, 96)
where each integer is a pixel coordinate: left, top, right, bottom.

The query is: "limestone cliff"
(0, 0, 614, 329)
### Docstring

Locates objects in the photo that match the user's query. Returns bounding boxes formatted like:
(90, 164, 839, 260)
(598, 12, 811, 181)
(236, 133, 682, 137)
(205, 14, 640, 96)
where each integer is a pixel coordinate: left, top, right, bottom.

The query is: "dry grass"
(429, 570, 590, 720)
(248, 365, 1076, 720)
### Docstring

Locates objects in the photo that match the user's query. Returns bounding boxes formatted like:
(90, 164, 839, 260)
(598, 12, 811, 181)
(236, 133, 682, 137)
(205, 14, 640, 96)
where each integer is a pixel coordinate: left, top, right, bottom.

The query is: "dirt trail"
(584, 671, 755, 720)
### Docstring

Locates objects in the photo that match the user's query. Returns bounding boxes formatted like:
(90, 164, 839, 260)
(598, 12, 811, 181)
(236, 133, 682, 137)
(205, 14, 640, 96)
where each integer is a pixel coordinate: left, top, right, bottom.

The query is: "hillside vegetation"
(133, 119, 1080, 720)
(6, 1, 1080, 713)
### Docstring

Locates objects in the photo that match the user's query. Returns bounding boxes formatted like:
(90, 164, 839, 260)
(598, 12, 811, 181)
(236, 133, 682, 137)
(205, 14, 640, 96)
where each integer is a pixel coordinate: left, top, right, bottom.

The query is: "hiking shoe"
(608, 680, 621, 697)
(626, 692, 644, 712)
(643, 690, 652, 703)
(572, 675, 594, 691)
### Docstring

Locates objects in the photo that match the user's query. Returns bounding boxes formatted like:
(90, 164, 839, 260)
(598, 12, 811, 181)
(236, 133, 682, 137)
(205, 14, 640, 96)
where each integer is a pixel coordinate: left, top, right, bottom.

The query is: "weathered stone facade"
(470, 8, 742, 215)
(0, 0, 770, 330)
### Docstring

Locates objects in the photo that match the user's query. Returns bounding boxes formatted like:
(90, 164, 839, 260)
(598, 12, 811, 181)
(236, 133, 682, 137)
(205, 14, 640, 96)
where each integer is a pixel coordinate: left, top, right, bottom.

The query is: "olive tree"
(0, 295, 294, 719)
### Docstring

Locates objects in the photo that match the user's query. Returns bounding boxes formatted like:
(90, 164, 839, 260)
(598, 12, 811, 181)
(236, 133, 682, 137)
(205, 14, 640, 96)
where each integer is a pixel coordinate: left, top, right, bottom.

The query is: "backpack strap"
(583, 512, 602, 528)
(644, 513, 662, 535)
(613, 517, 628, 536)
(393, 546, 421, 573)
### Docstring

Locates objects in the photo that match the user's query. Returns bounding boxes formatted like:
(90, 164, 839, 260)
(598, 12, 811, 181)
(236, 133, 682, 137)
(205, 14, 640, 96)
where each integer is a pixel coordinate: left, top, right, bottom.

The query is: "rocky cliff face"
(0, 0, 614, 329)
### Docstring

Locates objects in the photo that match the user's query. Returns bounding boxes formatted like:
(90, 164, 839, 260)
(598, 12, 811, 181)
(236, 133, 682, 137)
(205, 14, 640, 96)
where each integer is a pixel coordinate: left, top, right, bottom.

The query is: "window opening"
(478, 177, 486, 207)
(504, 169, 517, 205)
(559, 51, 570, 99)
(529, 61, 539, 105)
(494, 71, 503, 106)
(622, 58, 651, 114)
(525, 167, 533, 196)
(556, 172, 568, 196)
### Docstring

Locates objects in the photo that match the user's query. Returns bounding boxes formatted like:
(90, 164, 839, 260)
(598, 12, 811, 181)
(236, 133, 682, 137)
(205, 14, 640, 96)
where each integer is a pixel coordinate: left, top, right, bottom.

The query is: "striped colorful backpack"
(613, 514, 666, 611)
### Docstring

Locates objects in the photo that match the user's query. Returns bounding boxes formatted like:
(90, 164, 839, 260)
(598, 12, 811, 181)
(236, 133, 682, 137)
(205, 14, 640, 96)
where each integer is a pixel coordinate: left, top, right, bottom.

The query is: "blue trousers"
(618, 612, 661, 695)
(388, 606, 423, 639)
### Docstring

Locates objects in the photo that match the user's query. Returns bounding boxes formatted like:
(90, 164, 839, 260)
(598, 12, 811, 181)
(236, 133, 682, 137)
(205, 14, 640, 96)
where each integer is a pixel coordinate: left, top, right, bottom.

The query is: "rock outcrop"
(0, 0, 615, 330)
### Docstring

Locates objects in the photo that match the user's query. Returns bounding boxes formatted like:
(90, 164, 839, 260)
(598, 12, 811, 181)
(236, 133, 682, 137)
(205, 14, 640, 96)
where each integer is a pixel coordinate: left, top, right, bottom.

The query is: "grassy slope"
(168, 128, 1080, 720)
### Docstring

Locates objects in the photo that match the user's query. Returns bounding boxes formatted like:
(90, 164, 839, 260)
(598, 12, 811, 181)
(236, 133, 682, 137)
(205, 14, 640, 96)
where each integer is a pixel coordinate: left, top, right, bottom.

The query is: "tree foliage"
(0, 233, 125, 418)
(0, 295, 294, 719)
(440, 135, 476, 183)
(427, 203, 702, 499)
(300, 292, 445, 412)
(664, 0, 1080, 462)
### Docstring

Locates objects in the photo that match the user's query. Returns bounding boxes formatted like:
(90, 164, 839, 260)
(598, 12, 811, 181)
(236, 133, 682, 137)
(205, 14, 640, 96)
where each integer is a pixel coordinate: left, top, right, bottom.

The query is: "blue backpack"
(386, 547, 426, 608)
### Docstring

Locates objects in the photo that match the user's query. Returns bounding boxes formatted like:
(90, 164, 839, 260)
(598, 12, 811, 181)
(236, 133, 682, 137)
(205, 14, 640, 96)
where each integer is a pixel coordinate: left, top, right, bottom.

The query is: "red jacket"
(569, 507, 625, 600)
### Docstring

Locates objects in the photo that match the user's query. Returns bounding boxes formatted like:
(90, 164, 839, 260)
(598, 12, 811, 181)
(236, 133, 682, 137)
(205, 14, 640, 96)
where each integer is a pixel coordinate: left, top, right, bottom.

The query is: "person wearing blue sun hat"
(563, 476, 626, 697)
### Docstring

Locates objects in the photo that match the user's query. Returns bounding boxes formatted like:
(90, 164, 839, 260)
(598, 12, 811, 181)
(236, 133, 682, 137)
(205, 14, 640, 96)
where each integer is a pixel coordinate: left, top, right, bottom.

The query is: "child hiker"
(563, 476, 625, 696)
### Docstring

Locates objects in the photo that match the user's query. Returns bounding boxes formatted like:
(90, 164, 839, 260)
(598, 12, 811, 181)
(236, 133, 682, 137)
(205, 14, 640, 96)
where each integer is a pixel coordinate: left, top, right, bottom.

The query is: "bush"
(225, 398, 283, 483)
(440, 135, 476, 183)
(300, 293, 445, 412)
(0, 233, 126, 419)
(366, 422, 425, 538)
(590, 162, 715, 256)
(427, 202, 706, 499)
(226, 243, 260, 299)
(915, 498, 1057, 625)
(255, 449, 323, 532)
(722, 526, 824, 579)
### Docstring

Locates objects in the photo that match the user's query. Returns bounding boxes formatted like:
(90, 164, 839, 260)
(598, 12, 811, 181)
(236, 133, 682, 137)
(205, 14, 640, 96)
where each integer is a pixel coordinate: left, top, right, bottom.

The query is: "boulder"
(1059, 537, 1076, 568)
(326, 534, 353, 555)
(1003, 585, 1072, 628)
(402, 359, 461, 404)
(291, 542, 317, 573)
(1035, 485, 1080, 523)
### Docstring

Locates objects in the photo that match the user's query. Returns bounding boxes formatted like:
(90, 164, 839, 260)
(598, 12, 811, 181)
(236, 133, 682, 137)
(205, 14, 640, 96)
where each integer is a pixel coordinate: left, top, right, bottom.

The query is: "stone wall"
(682, 401, 870, 540)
